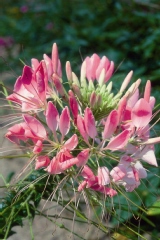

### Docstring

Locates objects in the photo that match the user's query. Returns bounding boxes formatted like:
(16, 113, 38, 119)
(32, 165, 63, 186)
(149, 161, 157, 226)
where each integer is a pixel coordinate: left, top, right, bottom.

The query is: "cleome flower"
(5, 42, 160, 199)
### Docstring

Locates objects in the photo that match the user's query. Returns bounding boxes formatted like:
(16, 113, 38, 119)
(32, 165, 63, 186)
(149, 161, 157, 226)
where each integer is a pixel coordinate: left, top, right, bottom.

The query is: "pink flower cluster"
(5, 43, 160, 197)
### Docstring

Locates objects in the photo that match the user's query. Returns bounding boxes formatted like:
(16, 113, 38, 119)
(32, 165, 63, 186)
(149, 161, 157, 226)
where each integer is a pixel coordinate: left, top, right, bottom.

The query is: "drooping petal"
(35, 155, 50, 170)
(46, 101, 59, 132)
(84, 107, 97, 139)
(33, 140, 43, 154)
(60, 157, 79, 171)
(99, 187, 117, 197)
(140, 145, 158, 166)
(46, 157, 60, 174)
(110, 165, 126, 181)
(102, 110, 118, 139)
(106, 129, 130, 151)
(131, 98, 152, 128)
(5, 123, 27, 144)
(134, 161, 147, 179)
(81, 165, 96, 181)
(78, 180, 87, 191)
(59, 107, 70, 137)
(23, 114, 47, 139)
(76, 149, 90, 167)
(98, 167, 110, 186)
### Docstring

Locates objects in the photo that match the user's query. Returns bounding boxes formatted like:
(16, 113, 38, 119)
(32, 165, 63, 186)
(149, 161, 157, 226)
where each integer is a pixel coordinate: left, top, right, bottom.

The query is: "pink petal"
(131, 98, 152, 128)
(98, 167, 110, 186)
(134, 161, 147, 179)
(106, 130, 130, 151)
(102, 110, 118, 139)
(81, 165, 96, 181)
(99, 187, 117, 197)
(76, 149, 90, 167)
(35, 155, 50, 170)
(23, 114, 47, 139)
(21, 65, 37, 96)
(110, 165, 126, 181)
(35, 60, 47, 101)
(43, 54, 53, 79)
(33, 140, 43, 154)
(77, 115, 89, 143)
(46, 101, 59, 132)
(140, 145, 158, 166)
(59, 107, 70, 137)
(5, 123, 26, 144)
(84, 107, 97, 139)
(78, 181, 87, 191)
(63, 134, 78, 151)
(46, 157, 60, 174)
(117, 96, 127, 123)
(60, 158, 79, 171)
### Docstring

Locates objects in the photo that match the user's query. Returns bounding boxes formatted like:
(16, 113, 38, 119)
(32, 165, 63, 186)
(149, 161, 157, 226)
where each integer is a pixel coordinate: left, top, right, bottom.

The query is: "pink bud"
(52, 43, 59, 74)
(52, 73, 65, 97)
(69, 90, 79, 119)
(144, 80, 151, 103)
(66, 61, 72, 83)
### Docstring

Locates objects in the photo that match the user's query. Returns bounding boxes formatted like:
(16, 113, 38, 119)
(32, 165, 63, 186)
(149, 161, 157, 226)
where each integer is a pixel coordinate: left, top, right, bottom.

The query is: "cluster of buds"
(5, 43, 160, 197)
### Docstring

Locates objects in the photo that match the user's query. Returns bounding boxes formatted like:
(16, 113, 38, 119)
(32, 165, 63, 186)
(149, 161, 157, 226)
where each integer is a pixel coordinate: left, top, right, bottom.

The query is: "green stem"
(26, 202, 34, 240)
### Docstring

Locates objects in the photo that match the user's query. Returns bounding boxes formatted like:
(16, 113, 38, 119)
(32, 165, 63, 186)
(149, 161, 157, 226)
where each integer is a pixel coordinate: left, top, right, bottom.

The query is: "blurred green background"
(1, 0, 160, 239)
(1, 0, 160, 87)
